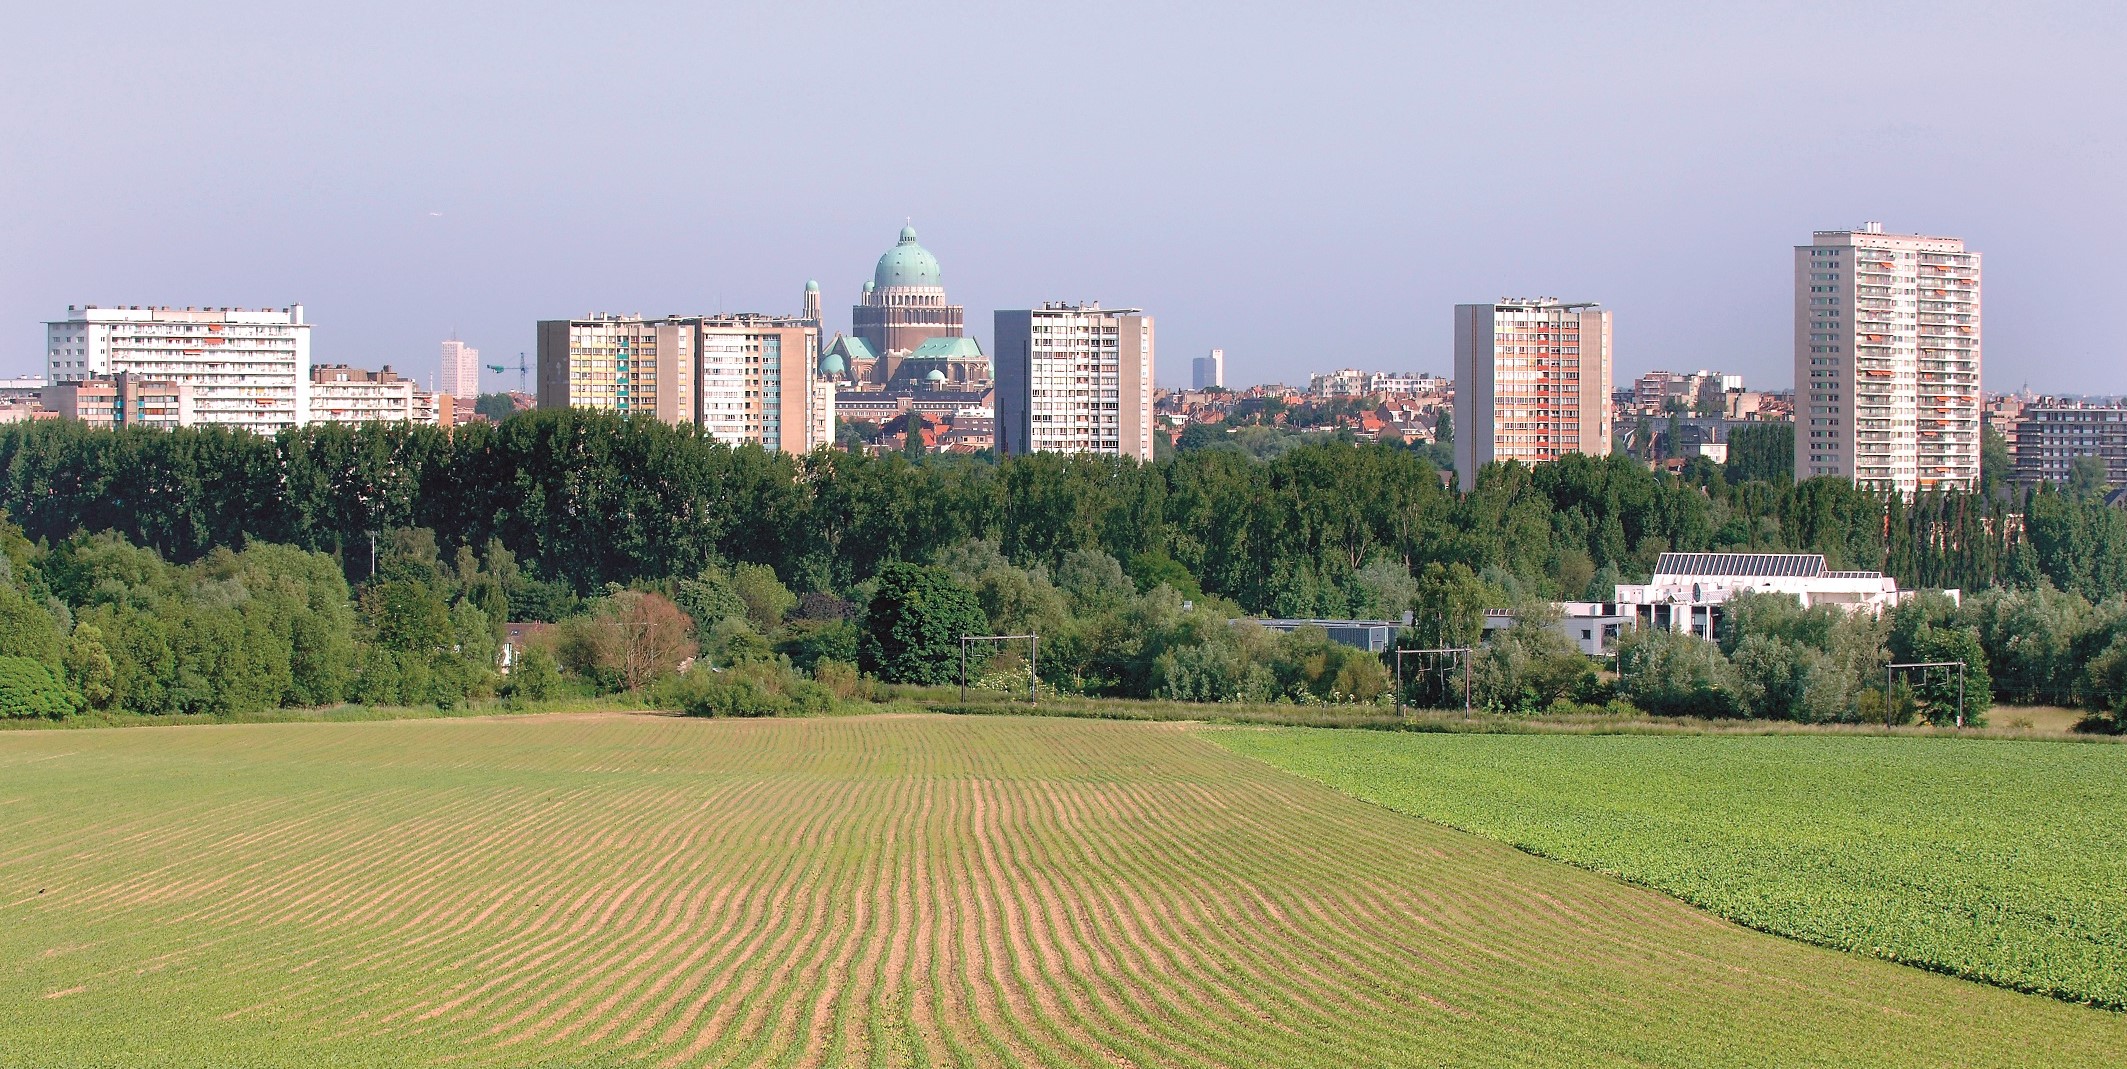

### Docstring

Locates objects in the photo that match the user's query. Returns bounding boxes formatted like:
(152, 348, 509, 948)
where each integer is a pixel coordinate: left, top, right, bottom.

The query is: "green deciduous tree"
(860, 563, 987, 685)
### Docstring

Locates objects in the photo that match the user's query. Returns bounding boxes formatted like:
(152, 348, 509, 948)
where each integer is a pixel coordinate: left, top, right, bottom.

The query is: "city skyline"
(4, 3, 2122, 394)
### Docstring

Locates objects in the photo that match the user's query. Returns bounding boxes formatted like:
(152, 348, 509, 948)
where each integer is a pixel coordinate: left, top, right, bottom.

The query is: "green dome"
(874, 226, 942, 289)
(820, 351, 846, 375)
(924, 369, 946, 383)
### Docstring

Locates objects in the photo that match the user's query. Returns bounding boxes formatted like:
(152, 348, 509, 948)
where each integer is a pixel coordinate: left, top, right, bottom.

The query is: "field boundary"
(6, 687, 2116, 744)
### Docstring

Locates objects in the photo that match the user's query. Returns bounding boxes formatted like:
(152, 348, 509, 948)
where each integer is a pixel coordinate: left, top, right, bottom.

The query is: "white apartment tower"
(1452, 298, 1613, 492)
(994, 303, 1156, 461)
(1192, 348, 1225, 390)
(1795, 223, 1981, 493)
(46, 305, 311, 433)
(439, 338, 481, 403)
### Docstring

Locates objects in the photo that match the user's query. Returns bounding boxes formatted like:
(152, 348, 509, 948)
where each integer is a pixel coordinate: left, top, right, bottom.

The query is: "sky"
(4, 1, 2123, 394)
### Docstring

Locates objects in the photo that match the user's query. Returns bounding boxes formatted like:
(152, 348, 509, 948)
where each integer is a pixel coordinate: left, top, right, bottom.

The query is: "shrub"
(655, 662, 835, 718)
(500, 646, 564, 708)
(811, 658, 865, 701)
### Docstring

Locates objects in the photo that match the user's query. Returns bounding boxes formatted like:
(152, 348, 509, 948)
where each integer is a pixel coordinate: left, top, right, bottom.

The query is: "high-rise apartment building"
(2012, 400, 2127, 488)
(994, 303, 1155, 461)
(440, 339, 480, 403)
(1452, 298, 1613, 492)
(1192, 348, 1225, 390)
(536, 315, 689, 423)
(46, 304, 311, 433)
(1794, 223, 1981, 493)
(536, 313, 830, 451)
(692, 315, 825, 453)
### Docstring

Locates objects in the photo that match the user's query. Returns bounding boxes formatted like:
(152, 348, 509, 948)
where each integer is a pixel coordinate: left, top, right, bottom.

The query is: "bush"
(654, 662, 835, 718)
(775, 618, 860, 672)
(0, 656, 81, 719)
(500, 645, 564, 708)
(811, 658, 866, 701)
(1618, 626, 1741, 718)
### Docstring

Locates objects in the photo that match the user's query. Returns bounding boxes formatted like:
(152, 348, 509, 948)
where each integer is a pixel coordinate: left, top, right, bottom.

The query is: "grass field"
(4, 714, 2124, 1067)
(1215, 728, 2127, 1009)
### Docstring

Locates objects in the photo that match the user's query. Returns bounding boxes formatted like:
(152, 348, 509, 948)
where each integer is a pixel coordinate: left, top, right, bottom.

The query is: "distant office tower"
(536, 313, 829, 451)
(439, 339, 481, 403)
(994, 303, 1155, 461)
(1452, 298, 1613, 492)
(46, 304, 311, 433)
(1795, 223, 1981, 493)
(853, 226, 965, 362)
(1192, 348, 1225, 390)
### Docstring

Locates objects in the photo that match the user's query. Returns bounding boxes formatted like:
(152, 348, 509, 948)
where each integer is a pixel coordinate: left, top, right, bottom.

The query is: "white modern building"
(1453, 298, 1613, 492)
(47, 305, 311, 433)
(1612, 552, 1912, 639)
(1795, 223, 1981, 493)
(1192, 348, 1225, 390)
(994, 303, 1156, 461)
(440, 338, 481, 404)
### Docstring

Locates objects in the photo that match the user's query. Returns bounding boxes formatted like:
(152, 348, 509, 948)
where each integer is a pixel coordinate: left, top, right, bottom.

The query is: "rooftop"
(1651, 552, 1884, 581)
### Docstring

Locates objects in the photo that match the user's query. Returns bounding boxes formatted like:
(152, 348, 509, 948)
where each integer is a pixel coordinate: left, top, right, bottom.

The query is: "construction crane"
(486, 352, 531, 394)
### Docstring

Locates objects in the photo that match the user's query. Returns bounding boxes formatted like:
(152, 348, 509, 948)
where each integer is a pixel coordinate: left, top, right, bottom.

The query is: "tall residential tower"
(1795, 223, 1981, 493)
(1452, 298, 1613, 492)
(995, 303, 1155, 461)
(535, 313, 830, 452)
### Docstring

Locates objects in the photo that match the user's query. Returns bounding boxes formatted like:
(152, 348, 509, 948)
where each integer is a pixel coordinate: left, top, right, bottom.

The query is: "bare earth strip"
(1, 713, 2123, 1068)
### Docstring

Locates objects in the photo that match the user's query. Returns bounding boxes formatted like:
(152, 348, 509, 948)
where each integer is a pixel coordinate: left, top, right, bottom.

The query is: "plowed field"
(3, 712, 2122, 1067)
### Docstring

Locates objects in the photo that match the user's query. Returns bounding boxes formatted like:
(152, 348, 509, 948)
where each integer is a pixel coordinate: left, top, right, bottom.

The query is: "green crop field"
(1215, 728, 2127, 1010)
(4, 714, 2124, 1067)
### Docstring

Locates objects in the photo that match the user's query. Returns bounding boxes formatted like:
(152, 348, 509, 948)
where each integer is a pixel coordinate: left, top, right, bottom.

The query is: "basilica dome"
(873, 225, 942, 290)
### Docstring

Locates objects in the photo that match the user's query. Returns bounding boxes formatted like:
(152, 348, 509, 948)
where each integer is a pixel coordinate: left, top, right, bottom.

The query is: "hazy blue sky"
(5, 1, 2122, 393)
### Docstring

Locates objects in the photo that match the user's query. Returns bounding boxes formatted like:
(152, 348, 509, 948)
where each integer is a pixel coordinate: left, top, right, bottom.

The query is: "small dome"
(805, 279, 819, 292)
(924, 369, 946, 383)
(820, 351, 846, 375)
(862, 279, 875, 293)
(873, 225, 942, 290)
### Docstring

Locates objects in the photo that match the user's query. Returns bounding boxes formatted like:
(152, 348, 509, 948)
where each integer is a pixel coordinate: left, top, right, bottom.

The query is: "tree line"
(0, 410, 2121, 724)
(1, 411, 2117, 610)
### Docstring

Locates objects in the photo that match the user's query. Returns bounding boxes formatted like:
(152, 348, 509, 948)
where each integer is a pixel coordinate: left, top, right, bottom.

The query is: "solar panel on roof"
(1653, 552, 1828, 578)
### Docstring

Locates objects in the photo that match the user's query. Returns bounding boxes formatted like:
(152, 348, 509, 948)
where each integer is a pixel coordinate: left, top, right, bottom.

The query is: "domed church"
(830, 225, 988, 388)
